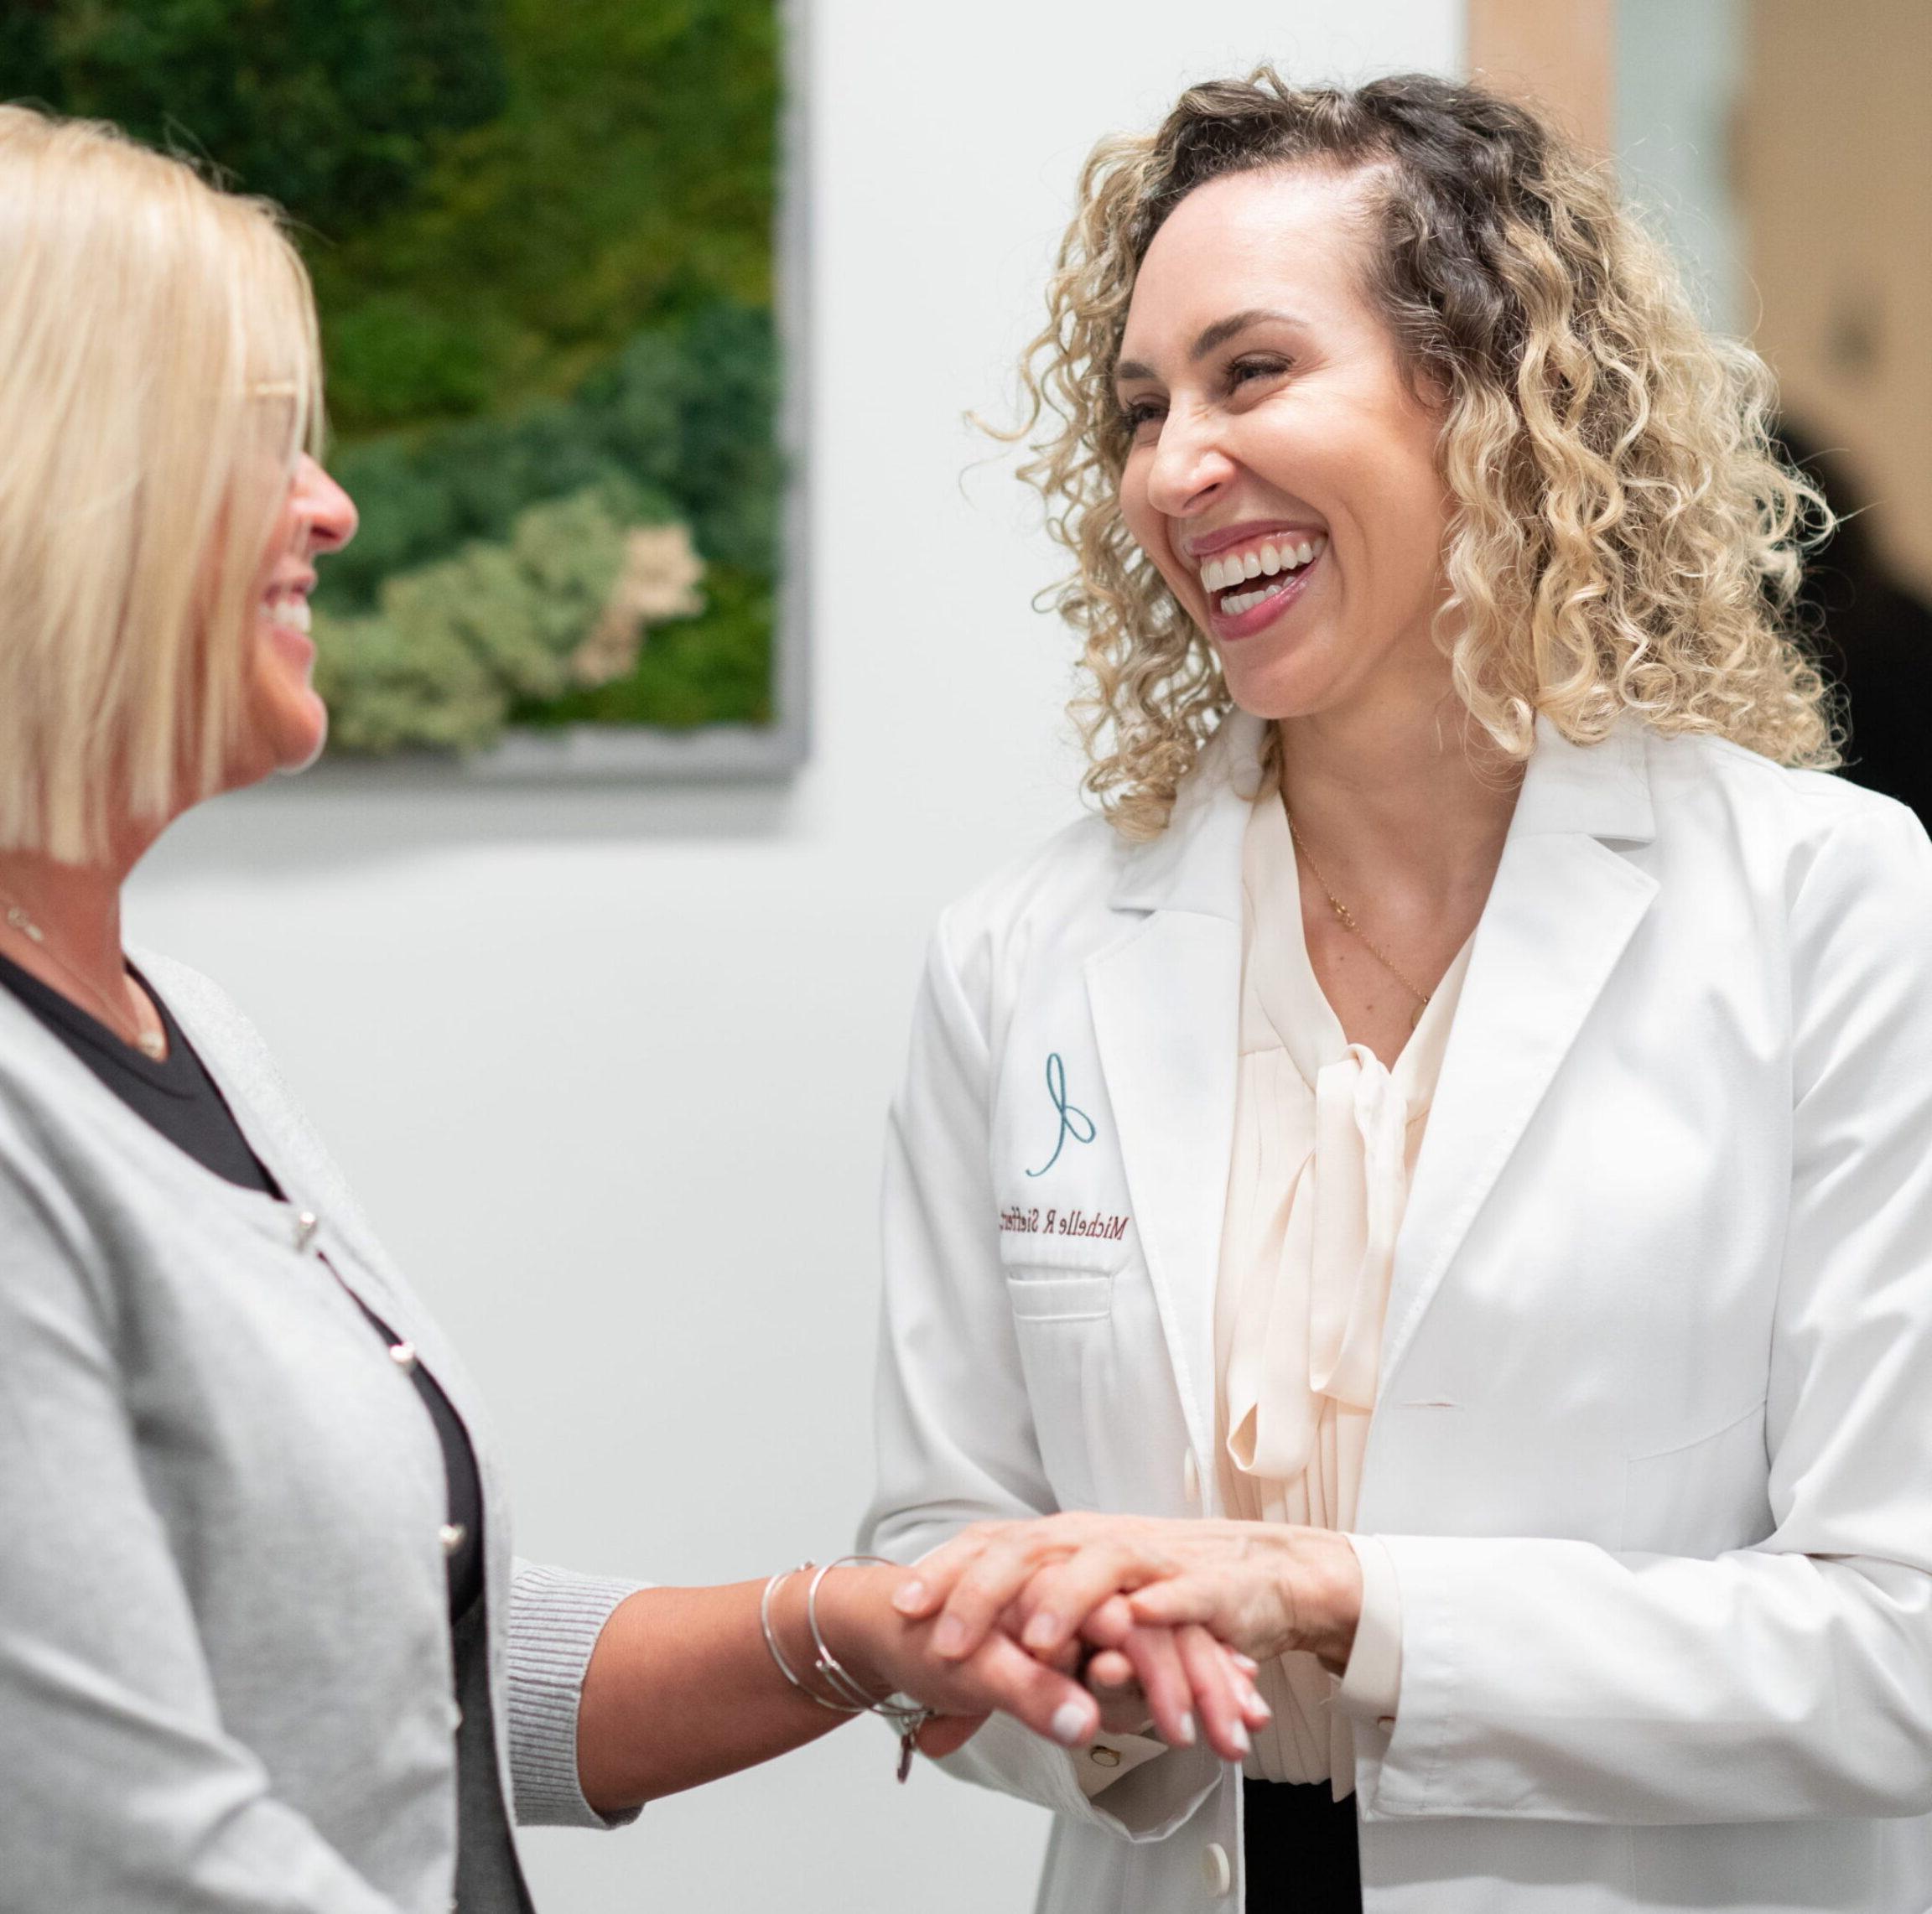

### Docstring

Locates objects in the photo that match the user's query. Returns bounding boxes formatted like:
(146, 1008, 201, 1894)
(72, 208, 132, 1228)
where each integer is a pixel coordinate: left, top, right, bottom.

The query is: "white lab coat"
(864, 709, 1932, 1914)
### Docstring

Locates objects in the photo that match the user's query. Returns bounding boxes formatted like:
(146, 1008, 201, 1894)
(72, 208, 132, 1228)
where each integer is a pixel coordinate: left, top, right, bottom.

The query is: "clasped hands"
(834, 1516, 1363, 1765)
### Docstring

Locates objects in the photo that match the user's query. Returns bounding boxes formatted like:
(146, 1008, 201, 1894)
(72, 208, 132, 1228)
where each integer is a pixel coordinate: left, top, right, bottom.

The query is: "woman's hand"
(891, 1514, 1364, 1686)
(1075, 1601, 1270, 1758)
(806, 1563, 1269, 1766)
(805, 1564, 1101, 1758)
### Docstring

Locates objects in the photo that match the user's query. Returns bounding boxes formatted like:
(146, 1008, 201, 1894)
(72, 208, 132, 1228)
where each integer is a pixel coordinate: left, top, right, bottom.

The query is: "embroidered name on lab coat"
(999, 1205, 1129, 1241)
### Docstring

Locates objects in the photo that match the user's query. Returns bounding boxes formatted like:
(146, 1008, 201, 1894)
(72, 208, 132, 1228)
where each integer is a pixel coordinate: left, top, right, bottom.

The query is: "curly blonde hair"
(1012, 70, 1836, 838)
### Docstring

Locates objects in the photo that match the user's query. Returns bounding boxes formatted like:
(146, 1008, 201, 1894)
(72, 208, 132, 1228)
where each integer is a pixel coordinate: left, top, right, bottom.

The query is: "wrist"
(1289, 1529, 1363, 1675)
(813, 1562, 905, 1700)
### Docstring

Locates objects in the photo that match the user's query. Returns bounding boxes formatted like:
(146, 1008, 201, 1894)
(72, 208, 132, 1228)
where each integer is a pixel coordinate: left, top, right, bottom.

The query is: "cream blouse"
(1216, 790, 1472, 1787)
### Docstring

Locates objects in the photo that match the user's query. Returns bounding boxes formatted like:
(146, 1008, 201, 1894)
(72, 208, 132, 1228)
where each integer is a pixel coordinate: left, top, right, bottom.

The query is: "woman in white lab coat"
(864, 70, 1932, 1914)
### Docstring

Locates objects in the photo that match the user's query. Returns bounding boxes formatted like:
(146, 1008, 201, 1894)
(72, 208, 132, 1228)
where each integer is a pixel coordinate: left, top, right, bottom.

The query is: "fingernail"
(1052, 1702, 1094, 1747)
(1023, 1612, 1062, 1652)
(1230, 1721, 1251, 1757)
(1233, 1653, 1259, 1675)
(932, 1617, 966, 1656)
(892, 1581, 927, 1614)
(1176, 1711, 1197, 1748)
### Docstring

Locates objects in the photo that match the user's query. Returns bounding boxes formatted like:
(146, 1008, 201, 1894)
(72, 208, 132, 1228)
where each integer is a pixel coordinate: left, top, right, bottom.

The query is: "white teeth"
(1197, 533, 1326, 595)
(265, 596, 311, 635)
(1219, 577, 1291, 617)
(1207, 534, 1329, 617)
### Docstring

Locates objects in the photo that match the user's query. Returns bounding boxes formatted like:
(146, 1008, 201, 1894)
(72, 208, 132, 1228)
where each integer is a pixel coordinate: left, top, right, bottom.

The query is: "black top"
(0, 952, 532, 1912)
(1, 947, 285, 1196)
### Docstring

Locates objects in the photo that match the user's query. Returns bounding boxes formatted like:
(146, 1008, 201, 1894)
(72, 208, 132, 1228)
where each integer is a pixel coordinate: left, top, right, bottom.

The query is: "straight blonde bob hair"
(0, 106, 321, 863)
(1011, 71, 1836, 839)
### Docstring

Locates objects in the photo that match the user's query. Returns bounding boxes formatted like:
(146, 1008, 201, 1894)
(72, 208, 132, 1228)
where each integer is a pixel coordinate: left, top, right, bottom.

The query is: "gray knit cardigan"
(0, 951, 647, 1912)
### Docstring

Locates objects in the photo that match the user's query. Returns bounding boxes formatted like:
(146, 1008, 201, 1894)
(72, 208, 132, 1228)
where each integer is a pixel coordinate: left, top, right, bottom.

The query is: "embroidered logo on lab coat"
(1026, 1052, 1096, 1177)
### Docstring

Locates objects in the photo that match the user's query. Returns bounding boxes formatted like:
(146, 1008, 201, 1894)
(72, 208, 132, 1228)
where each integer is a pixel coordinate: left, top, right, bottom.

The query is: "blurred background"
(3, 0, 1912, 1906)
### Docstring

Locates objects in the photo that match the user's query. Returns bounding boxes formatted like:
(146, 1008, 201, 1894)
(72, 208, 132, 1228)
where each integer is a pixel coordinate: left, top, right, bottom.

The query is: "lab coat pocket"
(1003, 1262, 1115, 1511)
(1004, 1270, 1114, 1324)
(1620, 1397, 1772, 1556)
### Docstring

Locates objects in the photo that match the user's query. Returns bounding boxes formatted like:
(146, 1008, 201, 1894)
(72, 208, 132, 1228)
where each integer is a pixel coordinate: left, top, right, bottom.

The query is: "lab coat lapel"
(1379, 720, 1659, 1393)
(1087, 711, 1266, 1461)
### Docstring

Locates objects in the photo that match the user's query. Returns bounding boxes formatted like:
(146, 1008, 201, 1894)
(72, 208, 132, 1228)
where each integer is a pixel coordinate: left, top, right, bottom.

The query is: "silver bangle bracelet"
(760, 1562, 864, 1716)
(806, 1554, 937, 1783)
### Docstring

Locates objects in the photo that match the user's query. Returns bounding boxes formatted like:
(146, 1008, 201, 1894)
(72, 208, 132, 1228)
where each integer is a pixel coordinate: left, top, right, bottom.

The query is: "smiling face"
(226, 453, 357, 787)
(1114, 165, 1454, 726)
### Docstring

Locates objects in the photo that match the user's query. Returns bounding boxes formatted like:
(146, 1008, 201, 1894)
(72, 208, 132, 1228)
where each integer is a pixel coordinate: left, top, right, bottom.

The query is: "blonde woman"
(0, 107, 1288, 1913)
(865, 71, 1932, 1914)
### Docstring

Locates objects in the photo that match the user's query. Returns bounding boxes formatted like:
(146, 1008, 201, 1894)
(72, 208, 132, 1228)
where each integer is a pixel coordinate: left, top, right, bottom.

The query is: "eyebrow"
(1114, 308, 1305, 386)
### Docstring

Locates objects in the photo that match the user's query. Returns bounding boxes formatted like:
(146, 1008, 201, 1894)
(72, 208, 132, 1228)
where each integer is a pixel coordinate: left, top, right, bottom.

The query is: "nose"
(293, 454, 358, 556)
(1142, 398, 1238, 521)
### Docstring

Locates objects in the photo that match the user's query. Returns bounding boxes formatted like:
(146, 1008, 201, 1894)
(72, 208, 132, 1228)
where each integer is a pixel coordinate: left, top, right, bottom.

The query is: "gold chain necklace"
(0, 890, 166, 1059)
(1285, 812, 1433, 1029)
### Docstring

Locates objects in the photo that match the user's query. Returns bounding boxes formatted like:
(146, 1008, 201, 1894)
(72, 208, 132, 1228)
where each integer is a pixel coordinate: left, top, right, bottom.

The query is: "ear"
(1409, 355, 1454, 415)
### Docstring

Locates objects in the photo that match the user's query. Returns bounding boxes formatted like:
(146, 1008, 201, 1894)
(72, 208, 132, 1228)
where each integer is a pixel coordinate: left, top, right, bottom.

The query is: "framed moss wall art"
(3, 0, 806, 781)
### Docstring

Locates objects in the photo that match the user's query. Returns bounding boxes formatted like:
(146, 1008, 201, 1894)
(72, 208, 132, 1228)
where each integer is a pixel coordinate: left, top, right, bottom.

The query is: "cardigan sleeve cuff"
(506, 1560, 652, 1830)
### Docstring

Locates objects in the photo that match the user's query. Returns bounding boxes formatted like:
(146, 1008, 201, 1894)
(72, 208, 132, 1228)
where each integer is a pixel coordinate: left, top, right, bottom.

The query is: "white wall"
(1616, 0, 1746, 335)
(127, 3, 1459, 1906)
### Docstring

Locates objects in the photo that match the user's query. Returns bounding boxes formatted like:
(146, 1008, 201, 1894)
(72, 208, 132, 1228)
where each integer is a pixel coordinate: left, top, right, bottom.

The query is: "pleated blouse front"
(1215, 791, 1471, 1787)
